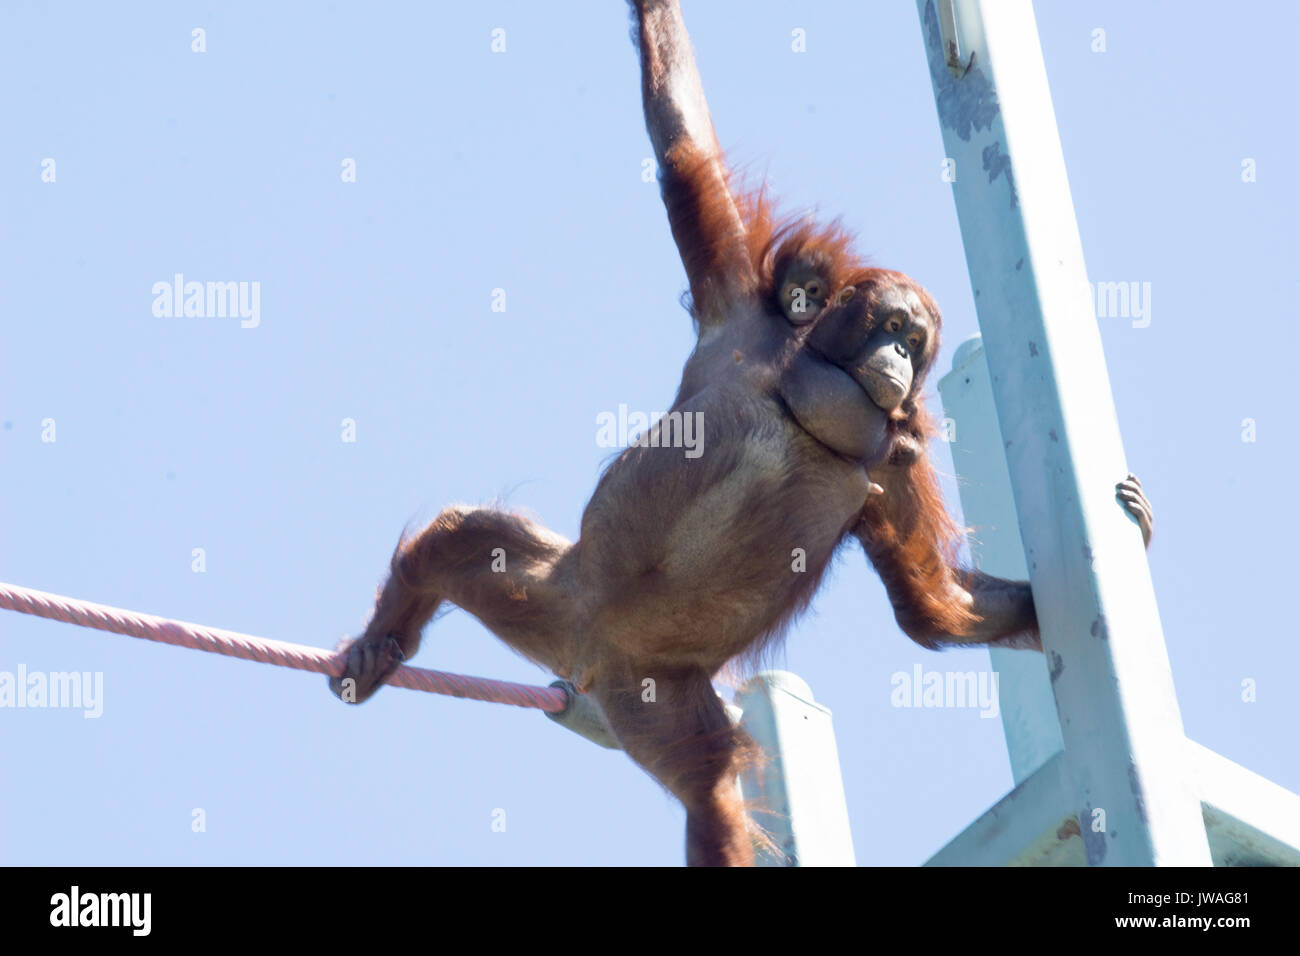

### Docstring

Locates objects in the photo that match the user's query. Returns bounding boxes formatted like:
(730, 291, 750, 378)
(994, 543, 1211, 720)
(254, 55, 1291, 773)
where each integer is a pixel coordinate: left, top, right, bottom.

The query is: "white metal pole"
(735, 671, 856, 866)
(939, 337, 1064, 784)
(915, 0, 1211, 865)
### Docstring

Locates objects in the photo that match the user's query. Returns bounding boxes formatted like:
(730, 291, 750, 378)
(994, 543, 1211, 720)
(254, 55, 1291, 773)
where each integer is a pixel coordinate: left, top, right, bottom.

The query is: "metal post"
(735, 671, 856, 866)
(939, 337, 1063, 784)
(915, 0, 1211, 864)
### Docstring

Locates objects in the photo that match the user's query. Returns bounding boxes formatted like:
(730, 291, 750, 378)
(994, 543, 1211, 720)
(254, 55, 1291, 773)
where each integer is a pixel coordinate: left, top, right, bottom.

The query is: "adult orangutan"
(329, 0, 1154, 866)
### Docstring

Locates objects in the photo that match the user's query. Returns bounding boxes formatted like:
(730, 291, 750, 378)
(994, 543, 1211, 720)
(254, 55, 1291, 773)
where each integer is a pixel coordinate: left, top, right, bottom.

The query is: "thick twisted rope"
(0, 582, 567, 712)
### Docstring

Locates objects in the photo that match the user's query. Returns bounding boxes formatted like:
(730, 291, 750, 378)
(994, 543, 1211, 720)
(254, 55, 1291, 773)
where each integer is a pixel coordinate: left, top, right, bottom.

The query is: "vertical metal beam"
(939, 337, 1063, 784)
(735, 672, 856, 866)
(915, 0, 1210, 864)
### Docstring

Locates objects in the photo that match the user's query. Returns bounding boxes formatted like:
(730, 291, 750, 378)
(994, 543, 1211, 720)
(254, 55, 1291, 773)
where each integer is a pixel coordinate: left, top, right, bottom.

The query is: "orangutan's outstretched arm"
(855, 455, 1041, 651)
(631, 0, 756, 324)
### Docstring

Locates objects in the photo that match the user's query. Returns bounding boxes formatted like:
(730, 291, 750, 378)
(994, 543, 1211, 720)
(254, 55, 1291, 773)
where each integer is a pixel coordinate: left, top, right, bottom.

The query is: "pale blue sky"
(2, 1, 1296, 866)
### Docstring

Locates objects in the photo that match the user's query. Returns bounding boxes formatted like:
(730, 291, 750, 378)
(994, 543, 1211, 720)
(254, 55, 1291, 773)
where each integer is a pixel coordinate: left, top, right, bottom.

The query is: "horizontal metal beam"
(1188, 741, 1300, 867)
(925, 751, 1080, 866)
(925, 739, 1300, 866)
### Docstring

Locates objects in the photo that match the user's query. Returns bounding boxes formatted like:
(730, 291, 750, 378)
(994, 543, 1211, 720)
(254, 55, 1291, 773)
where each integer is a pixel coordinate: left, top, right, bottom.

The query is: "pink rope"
(0, 582, 567, 712)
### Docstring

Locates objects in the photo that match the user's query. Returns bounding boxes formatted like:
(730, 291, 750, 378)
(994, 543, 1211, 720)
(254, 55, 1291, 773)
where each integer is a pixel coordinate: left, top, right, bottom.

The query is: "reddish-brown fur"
(330, 0, 1080, 866)
(740, 195, 976, 645)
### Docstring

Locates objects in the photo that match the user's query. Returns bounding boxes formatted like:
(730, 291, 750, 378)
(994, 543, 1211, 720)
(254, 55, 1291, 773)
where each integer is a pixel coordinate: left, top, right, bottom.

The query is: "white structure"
(920, 0, 1300, 866)
(735, 672, 856, 867)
